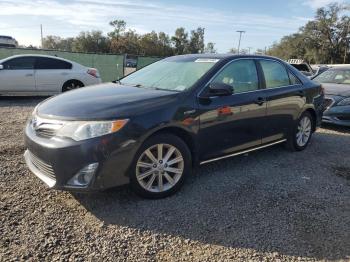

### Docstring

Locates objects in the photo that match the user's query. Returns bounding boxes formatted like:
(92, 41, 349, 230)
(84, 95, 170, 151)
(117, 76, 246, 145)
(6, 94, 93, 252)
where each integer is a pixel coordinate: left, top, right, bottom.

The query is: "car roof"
(0, 54, 76, 64)
(167, 53, 284, 62)
(328, 66, 350, 70)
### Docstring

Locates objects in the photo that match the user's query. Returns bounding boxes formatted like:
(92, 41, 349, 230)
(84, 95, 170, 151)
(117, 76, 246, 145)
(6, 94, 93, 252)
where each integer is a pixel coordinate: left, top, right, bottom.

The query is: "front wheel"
(286, 111, 314, 151)
(130, 134, 192, 199)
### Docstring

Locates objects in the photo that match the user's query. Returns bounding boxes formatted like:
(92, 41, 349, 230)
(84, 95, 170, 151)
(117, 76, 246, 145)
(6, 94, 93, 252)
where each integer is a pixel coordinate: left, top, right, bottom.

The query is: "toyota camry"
(24, 54, 325, 198)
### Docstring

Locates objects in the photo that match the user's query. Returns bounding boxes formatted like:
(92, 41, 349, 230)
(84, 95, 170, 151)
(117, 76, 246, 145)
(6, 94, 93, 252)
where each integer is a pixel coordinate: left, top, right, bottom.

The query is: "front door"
(0, 56, 36, 93)
(197, 59, 267, 161)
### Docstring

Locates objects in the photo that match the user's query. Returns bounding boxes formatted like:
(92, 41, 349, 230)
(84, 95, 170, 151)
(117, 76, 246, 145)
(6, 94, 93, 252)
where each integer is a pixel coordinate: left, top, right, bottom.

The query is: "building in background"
(0, 36, 18, 48)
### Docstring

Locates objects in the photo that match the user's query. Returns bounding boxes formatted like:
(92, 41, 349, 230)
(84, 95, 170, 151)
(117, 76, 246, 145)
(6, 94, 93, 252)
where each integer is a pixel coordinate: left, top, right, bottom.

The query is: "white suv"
(0, 54, 102, 95)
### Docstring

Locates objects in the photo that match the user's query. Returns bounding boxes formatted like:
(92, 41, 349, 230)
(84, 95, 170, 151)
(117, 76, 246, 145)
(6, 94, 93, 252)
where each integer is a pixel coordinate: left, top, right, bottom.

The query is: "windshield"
(313, 69, 350, 85)
(120, 59, 218, 91)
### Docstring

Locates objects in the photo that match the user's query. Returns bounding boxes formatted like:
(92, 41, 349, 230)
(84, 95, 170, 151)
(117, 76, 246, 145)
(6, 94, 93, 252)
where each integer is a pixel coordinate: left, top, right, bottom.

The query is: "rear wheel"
(130, 134, 191, 199)
(62, 80, 84, 92)
(286, 111, 314, 151)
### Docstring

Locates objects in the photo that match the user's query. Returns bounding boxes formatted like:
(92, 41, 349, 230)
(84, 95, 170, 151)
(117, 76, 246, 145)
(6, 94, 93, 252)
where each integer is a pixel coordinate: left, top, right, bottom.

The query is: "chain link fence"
(0, 48, 124, 82)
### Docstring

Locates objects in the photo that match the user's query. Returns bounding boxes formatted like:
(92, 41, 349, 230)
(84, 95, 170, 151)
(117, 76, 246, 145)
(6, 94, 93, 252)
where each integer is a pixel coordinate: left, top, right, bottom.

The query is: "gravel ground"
(0, 97, 350, 262)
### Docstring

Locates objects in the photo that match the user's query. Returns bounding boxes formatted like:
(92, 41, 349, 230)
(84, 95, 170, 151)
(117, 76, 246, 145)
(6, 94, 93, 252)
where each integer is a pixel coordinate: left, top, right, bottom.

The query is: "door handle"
(254, 97, 265, 106)
(25, 73, 33, 77)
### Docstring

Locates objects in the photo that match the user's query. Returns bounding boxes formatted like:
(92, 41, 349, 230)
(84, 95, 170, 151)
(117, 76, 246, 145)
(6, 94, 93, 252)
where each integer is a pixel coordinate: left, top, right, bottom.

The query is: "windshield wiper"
(118, 82, 143, 87)
(152, 87, 180, 92)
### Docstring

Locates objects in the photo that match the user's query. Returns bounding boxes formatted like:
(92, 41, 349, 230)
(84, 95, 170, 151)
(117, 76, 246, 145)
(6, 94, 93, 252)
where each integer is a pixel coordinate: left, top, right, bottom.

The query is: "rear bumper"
(24, 123, 139, 192)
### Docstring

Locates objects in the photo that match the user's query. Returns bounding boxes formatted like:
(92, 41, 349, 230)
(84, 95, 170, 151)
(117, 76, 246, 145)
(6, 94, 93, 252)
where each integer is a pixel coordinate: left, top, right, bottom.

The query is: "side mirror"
(209, 82, 234, 96)
(0, 65, 3, 70)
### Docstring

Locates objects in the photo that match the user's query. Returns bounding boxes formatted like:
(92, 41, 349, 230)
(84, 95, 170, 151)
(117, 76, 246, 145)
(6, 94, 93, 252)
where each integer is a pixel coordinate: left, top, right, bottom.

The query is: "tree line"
(42, 21, 216, 56)
(41, 3, 349, 63)
(267, 3, 350, 64)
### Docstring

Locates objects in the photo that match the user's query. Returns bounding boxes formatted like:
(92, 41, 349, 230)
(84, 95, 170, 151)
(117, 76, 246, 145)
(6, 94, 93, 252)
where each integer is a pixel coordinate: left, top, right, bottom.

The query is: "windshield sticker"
(195, 58, 219, 63)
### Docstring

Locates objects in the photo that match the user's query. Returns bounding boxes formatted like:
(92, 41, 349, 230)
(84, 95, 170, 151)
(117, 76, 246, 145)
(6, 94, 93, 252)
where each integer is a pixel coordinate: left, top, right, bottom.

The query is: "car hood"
(37, 83, 180, 120)
(322, 83, 350, 97)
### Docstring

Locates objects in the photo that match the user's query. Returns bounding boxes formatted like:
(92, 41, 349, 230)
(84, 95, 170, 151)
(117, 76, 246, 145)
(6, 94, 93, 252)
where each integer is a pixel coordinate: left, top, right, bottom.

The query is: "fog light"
(67, 163, 99, 187)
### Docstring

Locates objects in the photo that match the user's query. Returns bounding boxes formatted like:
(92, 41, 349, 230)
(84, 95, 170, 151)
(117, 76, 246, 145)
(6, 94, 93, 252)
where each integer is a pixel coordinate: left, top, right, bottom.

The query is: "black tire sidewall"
(62, 81, 83, 92)
(129, 133, 192, 199)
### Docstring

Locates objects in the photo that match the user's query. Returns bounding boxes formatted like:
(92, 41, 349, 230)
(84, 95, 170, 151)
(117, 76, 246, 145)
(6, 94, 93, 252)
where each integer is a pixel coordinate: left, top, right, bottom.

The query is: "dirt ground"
(0, 97, 349, 261)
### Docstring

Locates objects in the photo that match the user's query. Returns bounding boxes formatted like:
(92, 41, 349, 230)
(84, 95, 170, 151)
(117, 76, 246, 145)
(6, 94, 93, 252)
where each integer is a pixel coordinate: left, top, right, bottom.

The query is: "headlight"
(337, 97, 350, 106)
(55, 119, 129, 141)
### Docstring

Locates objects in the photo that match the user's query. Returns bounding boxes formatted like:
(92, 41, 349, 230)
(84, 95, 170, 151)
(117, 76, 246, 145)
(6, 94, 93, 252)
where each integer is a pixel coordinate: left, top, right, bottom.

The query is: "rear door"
(0, 57, 36, 93)
(35, 57, 72, 93)
(258, 59, 305, 143)
(197, 59, 267, 161)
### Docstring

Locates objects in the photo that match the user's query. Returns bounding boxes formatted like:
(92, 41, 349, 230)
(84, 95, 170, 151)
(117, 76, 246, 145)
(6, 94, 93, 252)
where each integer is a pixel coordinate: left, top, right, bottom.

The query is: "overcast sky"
(0, 0, 347, 53)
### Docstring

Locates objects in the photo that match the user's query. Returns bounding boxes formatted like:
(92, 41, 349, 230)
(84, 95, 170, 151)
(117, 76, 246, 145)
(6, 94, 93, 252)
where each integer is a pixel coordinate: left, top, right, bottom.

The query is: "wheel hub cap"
(296, 116, 312, 147)
(136, 143, 184, 193)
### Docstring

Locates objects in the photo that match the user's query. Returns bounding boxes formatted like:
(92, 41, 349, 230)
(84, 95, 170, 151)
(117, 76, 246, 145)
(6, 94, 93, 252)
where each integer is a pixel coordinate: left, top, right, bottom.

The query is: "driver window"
(211, 59, 259, 94)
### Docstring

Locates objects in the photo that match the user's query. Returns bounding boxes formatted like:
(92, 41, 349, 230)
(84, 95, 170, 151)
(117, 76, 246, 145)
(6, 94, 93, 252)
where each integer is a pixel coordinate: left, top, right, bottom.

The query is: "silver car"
(0, 54, 101, 96)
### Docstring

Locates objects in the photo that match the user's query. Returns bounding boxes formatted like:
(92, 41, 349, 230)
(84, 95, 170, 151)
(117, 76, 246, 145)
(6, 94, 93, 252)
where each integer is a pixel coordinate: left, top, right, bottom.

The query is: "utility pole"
(236, 30, 245, 54)
(40, 24, 43, 48)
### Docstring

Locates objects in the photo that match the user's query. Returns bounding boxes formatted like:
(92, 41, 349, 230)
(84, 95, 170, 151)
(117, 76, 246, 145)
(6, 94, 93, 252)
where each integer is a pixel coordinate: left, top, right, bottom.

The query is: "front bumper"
(24, 123, 139, 191)
(322, 105, 350, 127)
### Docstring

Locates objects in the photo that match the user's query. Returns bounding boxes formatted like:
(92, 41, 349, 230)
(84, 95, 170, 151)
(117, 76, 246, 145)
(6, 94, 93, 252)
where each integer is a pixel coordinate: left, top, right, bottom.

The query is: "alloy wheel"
(67, 82, 81, 90)
(136, 143, 184, 193)
(296, 116, 312, 147)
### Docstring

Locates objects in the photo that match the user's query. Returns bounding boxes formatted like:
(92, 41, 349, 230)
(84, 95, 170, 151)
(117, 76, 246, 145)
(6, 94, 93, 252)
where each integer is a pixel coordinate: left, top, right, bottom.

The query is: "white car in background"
(0, 54, 101, 95)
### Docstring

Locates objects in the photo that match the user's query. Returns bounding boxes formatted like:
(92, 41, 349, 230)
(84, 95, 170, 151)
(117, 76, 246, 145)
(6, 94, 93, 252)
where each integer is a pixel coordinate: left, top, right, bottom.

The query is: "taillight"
(87, 68, 99, 78)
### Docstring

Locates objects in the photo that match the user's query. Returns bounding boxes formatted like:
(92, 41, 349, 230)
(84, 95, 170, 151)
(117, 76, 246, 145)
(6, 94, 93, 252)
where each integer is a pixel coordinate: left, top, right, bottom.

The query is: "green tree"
(204, 42, 217, 53)
(171, 27, 189, 55)
(268, 3, 350, 64)
(42, 36, 74, 51)
(158, 32, 174, 56)
(110, 30, 140, 54)
(72, 31, 109, 53)
(188, 27, 205, 53)
(108, 20, 126, 40)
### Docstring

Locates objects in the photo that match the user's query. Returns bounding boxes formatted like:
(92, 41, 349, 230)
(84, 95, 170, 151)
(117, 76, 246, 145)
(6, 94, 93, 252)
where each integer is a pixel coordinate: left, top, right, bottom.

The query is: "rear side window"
(260, 60, 290, 88)
(35, 57, 72, 70)
(3, 57, 35, 70)
(288, 71, 301, 85)
(211, 59, 259, 94)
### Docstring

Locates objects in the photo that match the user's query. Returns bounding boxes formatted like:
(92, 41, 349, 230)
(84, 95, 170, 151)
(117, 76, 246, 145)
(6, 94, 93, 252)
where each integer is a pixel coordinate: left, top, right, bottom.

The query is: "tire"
(130, 133, 192, 199)
(286, 111, 314, 151)
(62, 80, 84, 92)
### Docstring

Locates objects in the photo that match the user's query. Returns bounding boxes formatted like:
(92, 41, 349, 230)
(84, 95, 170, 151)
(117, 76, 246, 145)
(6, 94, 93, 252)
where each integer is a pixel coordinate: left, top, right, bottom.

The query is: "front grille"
(324, 97, 335, 108)
(31, 116, 63, 139)
(27, 151, 55, 179)
(337, 116, 350, 121)
(35, 128, 57, 138)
